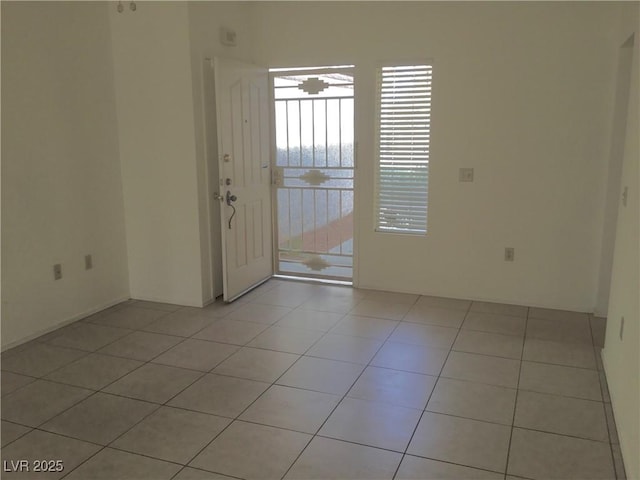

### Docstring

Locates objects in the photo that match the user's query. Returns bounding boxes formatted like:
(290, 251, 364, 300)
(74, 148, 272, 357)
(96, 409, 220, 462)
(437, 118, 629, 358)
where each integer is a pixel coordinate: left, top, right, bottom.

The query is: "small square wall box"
(459, 168, 474, 182)
(220, 27, 237, 47)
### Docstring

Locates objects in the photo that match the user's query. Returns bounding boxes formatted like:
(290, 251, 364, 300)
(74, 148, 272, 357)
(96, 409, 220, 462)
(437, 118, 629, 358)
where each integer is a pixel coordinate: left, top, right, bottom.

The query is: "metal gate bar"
(272, 68, 354, 280)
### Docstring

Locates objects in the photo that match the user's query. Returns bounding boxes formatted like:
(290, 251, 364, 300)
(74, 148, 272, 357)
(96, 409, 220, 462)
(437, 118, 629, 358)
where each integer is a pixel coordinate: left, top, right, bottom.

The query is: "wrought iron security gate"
(271, 66, 354, 281)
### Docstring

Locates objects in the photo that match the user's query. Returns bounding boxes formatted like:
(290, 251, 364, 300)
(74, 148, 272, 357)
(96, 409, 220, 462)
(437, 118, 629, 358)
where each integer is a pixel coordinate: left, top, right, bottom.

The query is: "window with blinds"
(375, 64, 432, 234)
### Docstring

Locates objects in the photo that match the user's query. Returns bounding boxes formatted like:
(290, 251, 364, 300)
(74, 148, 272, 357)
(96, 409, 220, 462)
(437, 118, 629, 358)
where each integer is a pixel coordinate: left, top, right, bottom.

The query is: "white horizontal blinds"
(376, 64, 432, 234)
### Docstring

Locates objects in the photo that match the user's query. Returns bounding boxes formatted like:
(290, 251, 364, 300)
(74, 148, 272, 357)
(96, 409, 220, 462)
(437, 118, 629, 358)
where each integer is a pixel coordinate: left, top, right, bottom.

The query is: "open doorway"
(270, 66, 355, 282)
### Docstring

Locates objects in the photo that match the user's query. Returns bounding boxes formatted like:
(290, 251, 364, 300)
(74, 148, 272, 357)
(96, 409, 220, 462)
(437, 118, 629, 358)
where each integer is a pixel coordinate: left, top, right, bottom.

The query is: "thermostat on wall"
(220, 27, 237, 47)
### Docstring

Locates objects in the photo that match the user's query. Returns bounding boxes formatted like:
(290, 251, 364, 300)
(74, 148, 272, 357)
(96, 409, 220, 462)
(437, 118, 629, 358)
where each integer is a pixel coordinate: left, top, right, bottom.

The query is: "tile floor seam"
(168, 309, 346, 478)
(2, 345, 94, 379)
(169, 357, 312, 475)
(603, 396, 622, 480)
(2, 287, 625, 480)
(102, 329, 195, 363)
(301, 351, 379, 367)
(28, 426, 107, 449)
(193, 318, 280, 345)
(32, 387, 163, 480)
(429, 374, 518, 392)
(38, 390, 163, 442)
(129, 301, 181, 314)
(514, 385, 606, 403)
(312, 433, 416, 455)
(510, 424, 617, 444)
(279, 308, 404, 480)
(83, 307, 173, 330)
(58, 444, 107, 479)
(381, 340, 524, 364)
(39, 349, 161, 393)
(391, 299, 474, 479)
(246, 306, 344, 355)
(169, 465, 244, 480)
(82, 334, 203, 400)
(175, 419, 238, 473)
(396, 452, 509, 476)
(458, 326, 525, 338)
(127, 400, 236, 422)
(503, 305, 529, 477)
(0, 421, 33, 448)
(91, 371, 209, 408)
(0, 372, 39, 395)
(324, 325, 399, 343)
(66, 399, 166, 473)
(228, 416, 335, 437)
(101, 443, 188, 468)
(25, 348, 207, 474)
(263, 301, 375, 389)
(509, 425, 613, 444)
(22, 387, 99, 431)
(420, 409, 514, 428)
(520, 357, 599, 372)
(142, 314, 223, 339)
(449, 346, 521, 361)
(586, 312, 597, 346)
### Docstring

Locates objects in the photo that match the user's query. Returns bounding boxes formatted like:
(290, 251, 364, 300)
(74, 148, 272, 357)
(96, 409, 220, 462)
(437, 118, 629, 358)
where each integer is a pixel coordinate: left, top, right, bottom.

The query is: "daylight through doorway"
(271, 66, 354, 281)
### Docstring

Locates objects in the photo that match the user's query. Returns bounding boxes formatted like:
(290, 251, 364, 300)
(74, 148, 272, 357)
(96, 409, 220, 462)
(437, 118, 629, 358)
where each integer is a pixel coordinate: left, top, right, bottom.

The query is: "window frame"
(373, 61, 433, 236)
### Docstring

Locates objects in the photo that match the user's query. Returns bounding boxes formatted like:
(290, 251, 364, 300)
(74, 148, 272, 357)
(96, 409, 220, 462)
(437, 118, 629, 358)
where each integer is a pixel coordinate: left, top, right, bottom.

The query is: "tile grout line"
(278, 293, 417, 480)
(390, 299, 474, 480)
(503, 305, 529, 477)
(152, 289, 359, 479)
(2, 287, 615, 479)
(18, 305, 221, 477)
(55, 324, 215, 479)
(589, 316, 622, 480)
(2, 292, 528, 476)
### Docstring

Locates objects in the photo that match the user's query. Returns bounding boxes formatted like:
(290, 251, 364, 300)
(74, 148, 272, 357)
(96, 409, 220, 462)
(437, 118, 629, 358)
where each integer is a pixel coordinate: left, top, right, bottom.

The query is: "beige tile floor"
(0, 279, 626, 480)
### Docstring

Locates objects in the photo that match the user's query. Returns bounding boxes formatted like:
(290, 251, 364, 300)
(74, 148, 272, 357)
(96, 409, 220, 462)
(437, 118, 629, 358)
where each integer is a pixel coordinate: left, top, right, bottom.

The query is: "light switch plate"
(504, 247, 515, 262)
(220, 27, 237, 47)
(459, 168, 474, 182)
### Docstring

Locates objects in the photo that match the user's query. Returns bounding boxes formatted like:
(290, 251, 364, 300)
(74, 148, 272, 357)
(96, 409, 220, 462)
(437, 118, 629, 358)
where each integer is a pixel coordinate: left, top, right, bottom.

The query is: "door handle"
(226, 190, 237, 229)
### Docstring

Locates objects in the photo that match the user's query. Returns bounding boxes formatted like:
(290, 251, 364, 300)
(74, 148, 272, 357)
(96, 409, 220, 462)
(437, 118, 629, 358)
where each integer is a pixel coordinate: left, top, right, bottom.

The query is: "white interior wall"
(602, 4, 640, 479)
(252, 2, 619, 311)
(1, 2, 130, 349)
(2, 1, 630, 348)
(109, 1, 205, 306)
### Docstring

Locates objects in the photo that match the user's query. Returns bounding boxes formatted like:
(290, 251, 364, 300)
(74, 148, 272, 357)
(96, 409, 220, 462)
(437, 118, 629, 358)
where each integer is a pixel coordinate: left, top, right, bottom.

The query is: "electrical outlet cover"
(459, 168, 474, 182)
(504, 248, 515, 261)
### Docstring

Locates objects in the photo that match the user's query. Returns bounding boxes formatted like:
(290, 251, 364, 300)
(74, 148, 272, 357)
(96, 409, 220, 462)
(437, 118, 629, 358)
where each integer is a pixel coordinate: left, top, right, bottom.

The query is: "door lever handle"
(226, 191, 237, 229)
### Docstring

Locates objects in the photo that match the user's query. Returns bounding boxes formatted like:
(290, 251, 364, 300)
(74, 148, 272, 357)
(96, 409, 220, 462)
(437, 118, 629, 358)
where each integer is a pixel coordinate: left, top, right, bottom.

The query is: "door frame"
(268, 65, 358, 284)
(202, 57, 224, 301)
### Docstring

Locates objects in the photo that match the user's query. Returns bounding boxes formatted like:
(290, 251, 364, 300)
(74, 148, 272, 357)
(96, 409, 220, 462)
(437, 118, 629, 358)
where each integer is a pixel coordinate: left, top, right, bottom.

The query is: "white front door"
(214, 57, 273, 301)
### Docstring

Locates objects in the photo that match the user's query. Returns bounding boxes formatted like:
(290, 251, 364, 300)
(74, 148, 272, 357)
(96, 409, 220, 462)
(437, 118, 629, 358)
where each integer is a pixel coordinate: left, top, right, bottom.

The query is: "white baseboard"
(129, 294, 203, 308)
(1, 296, 130, 352)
